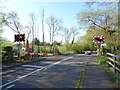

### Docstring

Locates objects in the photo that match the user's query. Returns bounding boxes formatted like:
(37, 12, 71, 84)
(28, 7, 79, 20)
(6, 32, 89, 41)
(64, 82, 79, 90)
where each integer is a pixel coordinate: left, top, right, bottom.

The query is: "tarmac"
(82, 56, 119, 88)
(1, 55, 120, 88)
(2, 57, 46, 70)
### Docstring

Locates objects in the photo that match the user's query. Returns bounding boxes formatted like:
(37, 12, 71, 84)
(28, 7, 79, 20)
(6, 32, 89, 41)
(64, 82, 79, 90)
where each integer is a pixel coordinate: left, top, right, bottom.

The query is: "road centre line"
(1, 57, 73, 88)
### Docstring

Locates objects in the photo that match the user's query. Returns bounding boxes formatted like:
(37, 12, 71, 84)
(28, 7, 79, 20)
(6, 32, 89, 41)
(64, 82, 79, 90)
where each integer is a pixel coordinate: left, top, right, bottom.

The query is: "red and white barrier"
(26, 52, 58, 56)
(82, 51, 97, 53)
(91, 51, 97, 53)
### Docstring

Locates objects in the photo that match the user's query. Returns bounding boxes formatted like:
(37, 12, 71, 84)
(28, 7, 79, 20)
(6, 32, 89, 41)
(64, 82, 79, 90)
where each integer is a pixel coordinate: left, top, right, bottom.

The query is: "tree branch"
(5, 22, 19, 33)
(88, 17, 105, 30)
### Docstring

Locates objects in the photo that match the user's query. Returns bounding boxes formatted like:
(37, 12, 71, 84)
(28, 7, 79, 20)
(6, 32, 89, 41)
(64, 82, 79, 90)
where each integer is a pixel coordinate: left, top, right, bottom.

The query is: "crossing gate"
(26, 52, 58, 56)
(82, 51, 97, 53)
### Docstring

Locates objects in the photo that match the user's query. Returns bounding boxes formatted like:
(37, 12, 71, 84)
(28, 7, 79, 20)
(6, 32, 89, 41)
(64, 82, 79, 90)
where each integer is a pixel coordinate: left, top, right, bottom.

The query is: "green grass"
(15, 59, 25, 62)
(76, 70, 85, 88)
(97, 56, 120, 87)
(109, 70, 120, 86)
(97, 56, 108, 69)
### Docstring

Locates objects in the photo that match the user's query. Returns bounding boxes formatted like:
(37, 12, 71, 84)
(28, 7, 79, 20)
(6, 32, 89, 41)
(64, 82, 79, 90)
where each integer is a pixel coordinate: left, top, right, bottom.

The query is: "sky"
(1, 0, 119, 43)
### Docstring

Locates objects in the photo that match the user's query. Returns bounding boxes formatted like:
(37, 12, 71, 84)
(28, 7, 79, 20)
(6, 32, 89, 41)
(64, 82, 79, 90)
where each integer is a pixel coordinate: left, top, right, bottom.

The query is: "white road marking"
(0, 57, 73, 88)
(22, 65, 44, 68)
(6, 84, 15, 89)
(44, 57, 73, 69)
(1, 79, 19, 88)
(8, 80, 12, 81)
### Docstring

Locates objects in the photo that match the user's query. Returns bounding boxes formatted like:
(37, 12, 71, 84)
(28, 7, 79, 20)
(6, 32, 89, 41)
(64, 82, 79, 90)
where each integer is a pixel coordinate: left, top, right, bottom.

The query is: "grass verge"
(108, 70, 120, 87)
(76, 70, 85, 88)
(97, 56, 120, 87)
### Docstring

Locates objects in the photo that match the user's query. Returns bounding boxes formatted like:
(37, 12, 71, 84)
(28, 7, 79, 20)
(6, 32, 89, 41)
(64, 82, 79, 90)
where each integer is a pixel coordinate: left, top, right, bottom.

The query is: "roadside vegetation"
(97, 56, 120, 87)
(76, 70, 85, 88)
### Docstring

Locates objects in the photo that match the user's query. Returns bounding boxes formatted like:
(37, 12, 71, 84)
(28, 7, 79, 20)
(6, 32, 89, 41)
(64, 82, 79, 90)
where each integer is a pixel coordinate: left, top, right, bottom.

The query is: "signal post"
(92, 35, 105, 56)
(14, 34, 25, 60)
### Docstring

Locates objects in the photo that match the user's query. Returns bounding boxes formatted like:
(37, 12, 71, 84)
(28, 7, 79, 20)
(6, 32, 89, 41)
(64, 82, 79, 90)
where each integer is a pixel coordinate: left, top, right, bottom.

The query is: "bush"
(97, 56, 106, 64)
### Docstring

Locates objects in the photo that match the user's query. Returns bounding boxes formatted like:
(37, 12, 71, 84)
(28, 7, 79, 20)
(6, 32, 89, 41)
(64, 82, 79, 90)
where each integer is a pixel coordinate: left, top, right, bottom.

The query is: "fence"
(106, 53, 120, 73)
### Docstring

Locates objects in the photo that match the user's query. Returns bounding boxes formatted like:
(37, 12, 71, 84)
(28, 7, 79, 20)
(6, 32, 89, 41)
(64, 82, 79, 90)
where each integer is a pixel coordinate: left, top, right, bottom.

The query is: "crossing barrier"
(26, 52, 58, 56)
(82, 51, 97, 53)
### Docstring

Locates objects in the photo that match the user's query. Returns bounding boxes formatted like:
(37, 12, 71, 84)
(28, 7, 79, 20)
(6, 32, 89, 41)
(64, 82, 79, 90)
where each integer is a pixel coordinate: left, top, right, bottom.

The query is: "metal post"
(38, 45, 40, 57)
(18, 42, 20, 61)
(32, 45, 34, 59)
(102, 46, 104, 56)
(97, 44, 101, 56)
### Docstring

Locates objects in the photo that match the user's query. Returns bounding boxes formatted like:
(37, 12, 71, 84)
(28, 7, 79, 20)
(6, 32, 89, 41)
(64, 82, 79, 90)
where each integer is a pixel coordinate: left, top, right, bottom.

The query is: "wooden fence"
(106, 53, 120, 73)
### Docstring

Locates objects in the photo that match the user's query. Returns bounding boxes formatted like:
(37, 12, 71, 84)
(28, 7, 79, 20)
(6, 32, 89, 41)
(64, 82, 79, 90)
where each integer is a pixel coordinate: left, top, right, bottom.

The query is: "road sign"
(14, 34, 25, 42)
(92, 35, 105, 43)
(101, 43, 107, 46)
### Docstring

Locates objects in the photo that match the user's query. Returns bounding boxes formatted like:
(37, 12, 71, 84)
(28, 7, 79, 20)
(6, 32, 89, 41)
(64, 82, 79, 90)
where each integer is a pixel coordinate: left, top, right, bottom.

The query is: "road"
(1, 54, 93, 89)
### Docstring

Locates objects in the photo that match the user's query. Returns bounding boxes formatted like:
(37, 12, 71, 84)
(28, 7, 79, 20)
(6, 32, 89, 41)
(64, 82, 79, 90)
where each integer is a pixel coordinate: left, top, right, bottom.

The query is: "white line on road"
(44, 57, 73, 69)
(0, 57, 73, 88)
(6, 84, 15, 89)
(22, 65, 44, 68)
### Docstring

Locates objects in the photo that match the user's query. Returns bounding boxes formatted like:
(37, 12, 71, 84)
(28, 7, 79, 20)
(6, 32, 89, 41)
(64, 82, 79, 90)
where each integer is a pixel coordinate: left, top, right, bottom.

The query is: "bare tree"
(40, 9, 45, 44)
(29, 13, 36, 53)
(46, 16, 62, 44)
(46, 16, 62, 53)
(61, 26, 79, 45)
(24, 26, 31, 40)
(1, 11, 23, 34)
(70, 26, 79, 45)
(63, 27, 72, 44)
(46, 16, 52, 43)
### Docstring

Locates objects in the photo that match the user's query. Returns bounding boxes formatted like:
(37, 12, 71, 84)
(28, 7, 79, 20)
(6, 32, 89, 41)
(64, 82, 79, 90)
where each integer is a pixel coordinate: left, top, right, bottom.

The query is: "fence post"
(106, 53, 109, 69)
(113, 54, 116, 73)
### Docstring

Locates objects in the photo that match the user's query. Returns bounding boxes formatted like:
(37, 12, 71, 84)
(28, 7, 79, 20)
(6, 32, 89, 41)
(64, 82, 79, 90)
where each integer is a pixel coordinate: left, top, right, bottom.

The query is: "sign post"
(14, 34, 25, 60)
(92, 35, 105, 56)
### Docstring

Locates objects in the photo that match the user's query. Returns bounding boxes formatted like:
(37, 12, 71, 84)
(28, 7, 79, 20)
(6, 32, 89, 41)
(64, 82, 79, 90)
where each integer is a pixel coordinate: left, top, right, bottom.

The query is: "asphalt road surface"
(1, 54, 92, 89)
